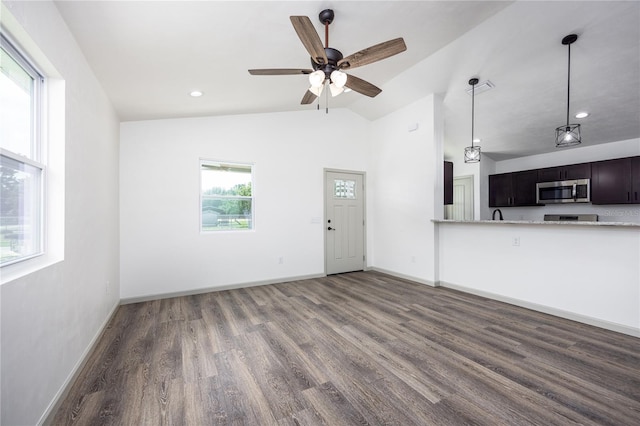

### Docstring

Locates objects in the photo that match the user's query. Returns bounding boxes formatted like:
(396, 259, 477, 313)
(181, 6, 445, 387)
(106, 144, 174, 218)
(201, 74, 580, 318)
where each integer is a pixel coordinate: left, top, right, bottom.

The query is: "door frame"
(323, 168, 368, 275)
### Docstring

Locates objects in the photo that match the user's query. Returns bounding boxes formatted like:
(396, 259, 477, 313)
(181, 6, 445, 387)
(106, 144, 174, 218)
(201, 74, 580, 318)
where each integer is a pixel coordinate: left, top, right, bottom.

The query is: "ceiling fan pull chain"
(326, 81, 329, 114)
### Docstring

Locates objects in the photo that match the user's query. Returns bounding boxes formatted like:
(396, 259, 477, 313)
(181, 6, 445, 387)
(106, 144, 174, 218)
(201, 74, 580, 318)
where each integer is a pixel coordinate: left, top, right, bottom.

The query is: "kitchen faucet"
(492, 209, 503, 220)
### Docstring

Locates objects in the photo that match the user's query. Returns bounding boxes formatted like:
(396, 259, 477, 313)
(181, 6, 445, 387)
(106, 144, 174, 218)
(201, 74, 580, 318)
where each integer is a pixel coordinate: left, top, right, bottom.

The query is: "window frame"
(199, 159, 255, 233)
(1, 31, 46, 267)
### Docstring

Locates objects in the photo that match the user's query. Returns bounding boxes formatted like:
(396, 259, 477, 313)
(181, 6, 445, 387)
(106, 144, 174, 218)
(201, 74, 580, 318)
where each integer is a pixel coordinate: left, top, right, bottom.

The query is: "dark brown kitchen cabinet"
(444, 161, 453, 205)
(537, 162, 591, 182)
(633, 157, 640, 203)
(591, 156, 640, 204)
(489, 170, 539, 207)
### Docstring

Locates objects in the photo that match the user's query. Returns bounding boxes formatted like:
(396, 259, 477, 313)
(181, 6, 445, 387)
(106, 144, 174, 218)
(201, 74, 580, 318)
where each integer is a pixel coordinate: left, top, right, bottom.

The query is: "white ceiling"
(55, 1, 640, 161)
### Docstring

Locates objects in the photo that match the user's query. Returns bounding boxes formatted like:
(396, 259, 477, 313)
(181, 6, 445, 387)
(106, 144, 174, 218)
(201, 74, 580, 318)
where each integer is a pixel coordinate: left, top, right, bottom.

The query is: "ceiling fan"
(248, 9, 407, 105)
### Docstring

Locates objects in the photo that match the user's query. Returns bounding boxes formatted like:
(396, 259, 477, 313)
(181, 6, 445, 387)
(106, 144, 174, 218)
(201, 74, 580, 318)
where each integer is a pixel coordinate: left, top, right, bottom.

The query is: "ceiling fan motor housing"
(311, 47, 343, 79)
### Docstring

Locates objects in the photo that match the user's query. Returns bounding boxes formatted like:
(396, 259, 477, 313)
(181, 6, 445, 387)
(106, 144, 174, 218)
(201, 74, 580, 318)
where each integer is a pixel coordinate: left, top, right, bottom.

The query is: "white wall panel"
(120, 109, 369, 299)
(438, 222, 640, 335)
(0, 2, 120, 424)
(368, 95, 441, 284)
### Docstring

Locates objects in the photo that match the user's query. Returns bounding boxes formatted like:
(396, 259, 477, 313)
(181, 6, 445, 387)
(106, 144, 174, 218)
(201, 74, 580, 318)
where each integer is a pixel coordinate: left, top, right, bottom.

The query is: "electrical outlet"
(512, 237, 520, 246)
(411, 256, 416, 263)
(278, 256, 284, 264)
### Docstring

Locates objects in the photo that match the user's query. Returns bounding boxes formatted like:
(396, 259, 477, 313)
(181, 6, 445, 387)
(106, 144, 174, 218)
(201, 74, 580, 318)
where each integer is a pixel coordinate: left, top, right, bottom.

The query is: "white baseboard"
(39, 300, 120, 425)
(120, 273, 327, 305)
(438, 280, 640, 338)
(369, 267, 437, 287)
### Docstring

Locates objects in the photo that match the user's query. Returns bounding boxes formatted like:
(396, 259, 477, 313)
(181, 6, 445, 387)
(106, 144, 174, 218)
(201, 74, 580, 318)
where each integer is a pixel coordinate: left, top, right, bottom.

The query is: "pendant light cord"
(471, 82, 475, 148)
(566, 42, 571, 127)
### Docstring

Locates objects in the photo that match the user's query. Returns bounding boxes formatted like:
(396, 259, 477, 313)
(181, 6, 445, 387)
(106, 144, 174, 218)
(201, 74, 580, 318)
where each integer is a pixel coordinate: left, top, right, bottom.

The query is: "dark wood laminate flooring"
(51, 271, 640, 425)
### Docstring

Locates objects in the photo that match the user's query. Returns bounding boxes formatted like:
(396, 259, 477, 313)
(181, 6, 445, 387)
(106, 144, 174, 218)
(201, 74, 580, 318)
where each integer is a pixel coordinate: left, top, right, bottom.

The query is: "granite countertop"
(432, 219, 640, 228)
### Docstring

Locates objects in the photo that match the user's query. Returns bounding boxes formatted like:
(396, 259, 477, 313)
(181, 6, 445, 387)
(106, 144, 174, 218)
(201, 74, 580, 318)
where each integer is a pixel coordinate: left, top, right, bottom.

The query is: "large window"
(200, 160, 253, 231)
(1, 33, 45, 266)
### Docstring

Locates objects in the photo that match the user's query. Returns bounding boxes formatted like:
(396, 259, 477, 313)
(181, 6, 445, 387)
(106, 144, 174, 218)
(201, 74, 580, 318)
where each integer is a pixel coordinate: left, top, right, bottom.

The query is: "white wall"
(119, 109, 369, 300)
(488, 138, 640, 223)
(368, 95, 442, 284)
(438, 222, 640, 336)
(0, 1, 120, 425)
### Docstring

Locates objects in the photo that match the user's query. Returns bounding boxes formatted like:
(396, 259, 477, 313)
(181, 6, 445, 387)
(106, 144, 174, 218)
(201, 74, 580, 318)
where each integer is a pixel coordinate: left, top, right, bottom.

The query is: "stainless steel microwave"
(536, 179, 590, 204)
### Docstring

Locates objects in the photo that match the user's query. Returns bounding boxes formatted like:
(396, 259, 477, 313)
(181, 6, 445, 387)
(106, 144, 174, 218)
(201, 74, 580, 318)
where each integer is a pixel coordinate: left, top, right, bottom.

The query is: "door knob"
(327, 227, 335, 231)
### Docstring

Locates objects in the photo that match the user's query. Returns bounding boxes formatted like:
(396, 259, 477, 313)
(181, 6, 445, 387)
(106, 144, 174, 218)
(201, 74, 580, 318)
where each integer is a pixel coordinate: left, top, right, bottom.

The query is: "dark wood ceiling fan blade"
(249, 68, 313, 75)
(338, 38, 407, 70)
(301, 90, 317, 105)
(290, 16, 328, 64)
(345, 74, 382, 98)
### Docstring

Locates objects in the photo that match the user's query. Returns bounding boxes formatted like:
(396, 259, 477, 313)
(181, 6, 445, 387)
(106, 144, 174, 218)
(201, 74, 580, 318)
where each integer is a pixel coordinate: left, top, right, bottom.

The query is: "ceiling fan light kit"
(555, 34, 582, 148)
(248, 9, 407, 109)
(464, 77, 481, 163)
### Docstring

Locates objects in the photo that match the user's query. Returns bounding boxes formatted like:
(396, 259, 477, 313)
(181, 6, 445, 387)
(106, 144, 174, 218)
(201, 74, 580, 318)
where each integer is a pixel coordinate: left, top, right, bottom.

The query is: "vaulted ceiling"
(55, 1, 639, 160)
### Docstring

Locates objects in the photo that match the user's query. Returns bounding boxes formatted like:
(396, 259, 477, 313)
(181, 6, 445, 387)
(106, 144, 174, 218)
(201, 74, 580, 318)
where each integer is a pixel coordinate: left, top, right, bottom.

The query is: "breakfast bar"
(433, 219, 640, 337)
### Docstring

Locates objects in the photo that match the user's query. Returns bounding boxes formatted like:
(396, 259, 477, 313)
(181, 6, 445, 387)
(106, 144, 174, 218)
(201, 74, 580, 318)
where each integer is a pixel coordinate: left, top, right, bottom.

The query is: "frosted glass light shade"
(309, 70, 325, 88)
(330, 70, 347, 88)
(329, 83, 344, 97)
(308, 84, 323, 97)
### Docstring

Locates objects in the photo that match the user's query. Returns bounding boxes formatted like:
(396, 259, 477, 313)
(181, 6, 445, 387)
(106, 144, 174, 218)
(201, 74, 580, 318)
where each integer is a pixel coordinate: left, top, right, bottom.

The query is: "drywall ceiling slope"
(54, 1, 639, 159)
(437, 1, 640, 161)
(54, 0, 510, 121)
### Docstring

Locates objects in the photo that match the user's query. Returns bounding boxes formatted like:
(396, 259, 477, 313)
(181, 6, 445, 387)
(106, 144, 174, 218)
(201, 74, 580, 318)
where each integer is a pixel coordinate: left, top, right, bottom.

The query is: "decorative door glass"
(334, 179, 356, 199)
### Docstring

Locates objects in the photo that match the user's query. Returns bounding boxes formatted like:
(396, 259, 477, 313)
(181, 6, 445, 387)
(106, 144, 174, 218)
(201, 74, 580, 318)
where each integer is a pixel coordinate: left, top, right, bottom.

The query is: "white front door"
(325, 171, 365, 275)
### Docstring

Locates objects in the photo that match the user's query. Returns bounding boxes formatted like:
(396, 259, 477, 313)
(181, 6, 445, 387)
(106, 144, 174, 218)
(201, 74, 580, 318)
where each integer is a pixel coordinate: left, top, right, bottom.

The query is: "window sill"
(0, 253, 63, 285)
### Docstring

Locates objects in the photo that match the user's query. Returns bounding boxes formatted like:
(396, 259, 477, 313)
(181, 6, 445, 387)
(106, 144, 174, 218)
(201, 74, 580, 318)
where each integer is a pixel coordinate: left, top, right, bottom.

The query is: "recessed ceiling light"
(190, 90, 203, 97)
(473, 138, 481, 143)
(575, 112, 589, 119)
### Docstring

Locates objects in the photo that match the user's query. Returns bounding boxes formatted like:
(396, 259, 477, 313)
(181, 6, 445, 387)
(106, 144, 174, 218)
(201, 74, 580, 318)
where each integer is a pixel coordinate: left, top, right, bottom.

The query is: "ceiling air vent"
(466, 80, 494, 95)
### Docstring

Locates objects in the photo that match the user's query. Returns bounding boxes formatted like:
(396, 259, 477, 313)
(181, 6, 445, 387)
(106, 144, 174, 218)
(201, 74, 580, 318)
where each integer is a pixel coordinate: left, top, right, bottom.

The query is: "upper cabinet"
(489, 170, 539, 207)
(538, 163, 591, 182)
(634, 157, 640, 203)
(591, 156, 640, 204)
(489, 155, 639, 207)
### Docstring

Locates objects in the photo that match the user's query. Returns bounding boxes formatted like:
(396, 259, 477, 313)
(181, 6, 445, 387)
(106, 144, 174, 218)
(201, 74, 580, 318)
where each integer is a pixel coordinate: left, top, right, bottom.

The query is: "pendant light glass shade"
(464, 78, 481, 163)
(555, 34, 581, 148)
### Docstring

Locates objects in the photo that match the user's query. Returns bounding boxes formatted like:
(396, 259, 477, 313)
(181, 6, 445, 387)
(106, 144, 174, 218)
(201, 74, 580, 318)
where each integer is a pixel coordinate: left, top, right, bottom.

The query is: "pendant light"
(555, 34, 581, 147)
(464, 78, 481, 163)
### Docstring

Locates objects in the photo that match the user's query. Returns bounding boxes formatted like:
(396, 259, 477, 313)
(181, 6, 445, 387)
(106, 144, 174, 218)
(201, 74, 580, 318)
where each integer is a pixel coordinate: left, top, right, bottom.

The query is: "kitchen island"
(433, 219, 640, 337)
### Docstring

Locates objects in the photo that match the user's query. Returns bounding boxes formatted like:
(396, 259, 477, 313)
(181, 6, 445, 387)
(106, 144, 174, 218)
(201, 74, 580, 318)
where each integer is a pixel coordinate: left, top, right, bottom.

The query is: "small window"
(334, 179, 357, 199)
(200, 160, 253, 231)
(1, 33, 45, 266)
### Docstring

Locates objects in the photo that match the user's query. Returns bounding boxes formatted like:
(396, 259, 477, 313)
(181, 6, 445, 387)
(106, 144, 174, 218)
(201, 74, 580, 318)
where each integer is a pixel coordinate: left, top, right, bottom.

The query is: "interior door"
(325, 171, 365, 275)
(445, 175, 474, 220)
